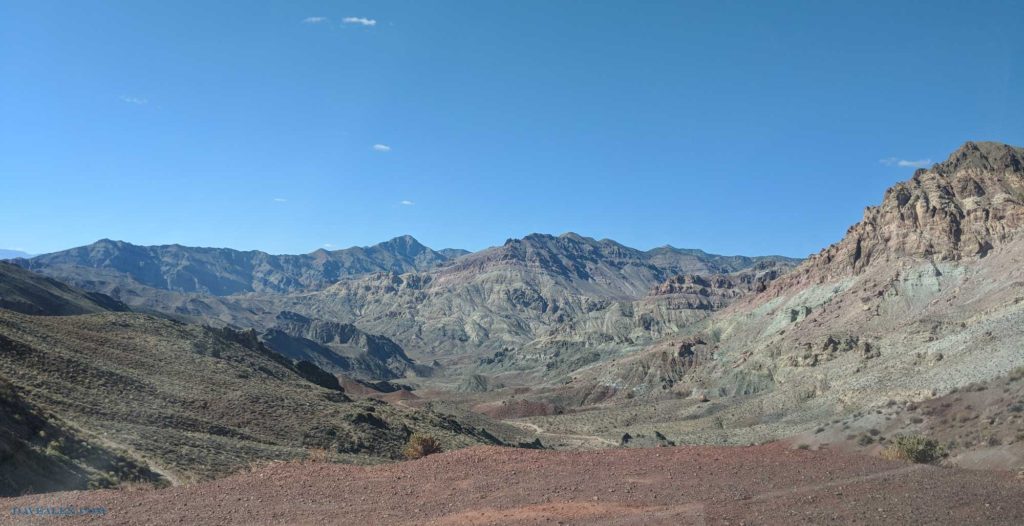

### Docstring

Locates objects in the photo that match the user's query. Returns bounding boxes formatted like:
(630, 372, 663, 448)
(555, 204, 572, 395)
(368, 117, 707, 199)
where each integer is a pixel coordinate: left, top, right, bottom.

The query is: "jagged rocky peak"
(934, 141, 1024, 176)
(374, 235, 429, 257)
(501, 232, 612, 252)
(779, 141, 1024, 284)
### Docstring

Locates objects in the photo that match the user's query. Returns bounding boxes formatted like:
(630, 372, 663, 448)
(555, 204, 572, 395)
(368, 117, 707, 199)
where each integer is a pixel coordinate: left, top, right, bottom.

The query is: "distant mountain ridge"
(427, 232, 798, 300)
(17, 233, 797, 300)
(17, 235, 458, 295)
(10, 232, 801, 372)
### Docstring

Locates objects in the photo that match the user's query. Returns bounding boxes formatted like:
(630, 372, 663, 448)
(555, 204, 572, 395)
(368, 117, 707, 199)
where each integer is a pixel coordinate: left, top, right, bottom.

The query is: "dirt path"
(504, 419, 619, 448)
(4, 444, 1024, 525)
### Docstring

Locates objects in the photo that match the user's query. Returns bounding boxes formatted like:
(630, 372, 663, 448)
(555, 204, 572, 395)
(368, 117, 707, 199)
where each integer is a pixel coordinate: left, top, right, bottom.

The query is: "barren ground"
(4, 444, 1024, 525)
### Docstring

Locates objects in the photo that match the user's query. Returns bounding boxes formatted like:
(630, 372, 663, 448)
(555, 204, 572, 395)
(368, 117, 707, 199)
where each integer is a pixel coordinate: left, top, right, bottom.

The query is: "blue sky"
(2, 1, 1022, 257)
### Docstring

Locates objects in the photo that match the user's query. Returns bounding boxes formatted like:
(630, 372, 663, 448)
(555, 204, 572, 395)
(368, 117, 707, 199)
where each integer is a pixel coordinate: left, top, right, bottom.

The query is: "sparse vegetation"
(882, 434, 946, 464)
(305, 448, 331, 463)
(0, 309, 502, 492)
(44, 439, 64, 457)
(116, 480, 160, 492)
(403, 434, 444, 460)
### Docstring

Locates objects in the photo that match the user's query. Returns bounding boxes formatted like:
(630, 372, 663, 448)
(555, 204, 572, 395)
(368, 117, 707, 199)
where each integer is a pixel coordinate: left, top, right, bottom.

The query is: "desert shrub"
(1009, 366, 1024, 382)
(305, 447, 330, 463)
(857, 434, 875, 446)
(44, 439, 64, 457)
(403, 434, 443, 460)
(882, 434, 945, 464)
(87, 472, 119, 490)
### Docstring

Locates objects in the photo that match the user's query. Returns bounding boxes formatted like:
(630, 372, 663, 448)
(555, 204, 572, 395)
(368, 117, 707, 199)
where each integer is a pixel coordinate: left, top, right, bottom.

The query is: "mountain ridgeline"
(16, 235, 459, 295)
(17, 233, 798, 299)
(12, 233, 800, 365)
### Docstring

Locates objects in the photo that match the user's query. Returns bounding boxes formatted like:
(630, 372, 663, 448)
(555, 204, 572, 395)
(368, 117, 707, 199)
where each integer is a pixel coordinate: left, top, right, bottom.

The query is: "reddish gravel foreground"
(3, 444, 1024, 525)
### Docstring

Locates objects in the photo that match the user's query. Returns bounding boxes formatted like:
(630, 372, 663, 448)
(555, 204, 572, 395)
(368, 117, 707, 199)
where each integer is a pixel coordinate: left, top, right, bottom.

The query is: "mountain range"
(16, 235, 460, 295)
(2, 141, 1024, 496)
(14, 231, 798, 376)
(15, 233, 796, 299)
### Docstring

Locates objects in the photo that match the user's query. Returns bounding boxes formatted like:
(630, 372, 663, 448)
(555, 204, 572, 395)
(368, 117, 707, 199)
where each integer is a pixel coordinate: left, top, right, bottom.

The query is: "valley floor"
(3, 444, 1023, 525)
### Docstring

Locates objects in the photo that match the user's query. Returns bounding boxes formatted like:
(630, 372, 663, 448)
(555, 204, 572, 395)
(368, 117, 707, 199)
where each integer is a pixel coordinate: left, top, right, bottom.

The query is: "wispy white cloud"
(273, 197, 288, 202)
(372, 144, 392, 152)
(120, 96, 148, 105)
(303, 17, 328, 24)
(343, 16, 377, 26)
(323, 243, 334, 248)
(400, 200, 414, 206)
(880, 157, 932, 168)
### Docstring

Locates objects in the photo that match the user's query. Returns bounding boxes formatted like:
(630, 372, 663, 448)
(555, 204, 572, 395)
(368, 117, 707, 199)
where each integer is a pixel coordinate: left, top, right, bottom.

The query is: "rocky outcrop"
(613, 337, 716, 394)
(568, 142, 1024, 422)
(774, 142, 1024, 289)
(785, 335, 878, 368)
(650, 260, 798, 309)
